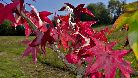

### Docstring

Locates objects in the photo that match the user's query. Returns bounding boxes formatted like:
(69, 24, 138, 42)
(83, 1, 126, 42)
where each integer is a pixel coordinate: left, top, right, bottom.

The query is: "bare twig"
(51, 44, 85, 78)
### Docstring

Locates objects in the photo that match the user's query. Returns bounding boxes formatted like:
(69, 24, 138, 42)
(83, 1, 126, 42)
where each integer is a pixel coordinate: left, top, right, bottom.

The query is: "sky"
(24, 0, 138, 11)
(3, 0, 138, 18)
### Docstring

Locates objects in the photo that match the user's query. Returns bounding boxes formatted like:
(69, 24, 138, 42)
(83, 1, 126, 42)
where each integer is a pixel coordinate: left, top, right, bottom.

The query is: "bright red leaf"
(0, 2, 19, 24)
(39, 11, 53, 26)
(65, 54, 79, 64)
(85, 40, 133, 78)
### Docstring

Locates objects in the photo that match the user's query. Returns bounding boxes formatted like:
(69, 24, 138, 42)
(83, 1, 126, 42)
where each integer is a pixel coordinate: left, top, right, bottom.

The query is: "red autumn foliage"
(0, 1, 134, 77)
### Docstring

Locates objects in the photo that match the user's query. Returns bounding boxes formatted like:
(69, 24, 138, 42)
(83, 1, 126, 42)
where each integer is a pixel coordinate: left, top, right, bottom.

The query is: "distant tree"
(0, 21, 25, 36)
(0, 21, 15, 35)
(108, 0, 126, 23)
(81, 2, 112, 25)
(15, 25, 25, 36)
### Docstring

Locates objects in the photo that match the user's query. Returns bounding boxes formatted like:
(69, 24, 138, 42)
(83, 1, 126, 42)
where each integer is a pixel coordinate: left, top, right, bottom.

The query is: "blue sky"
(25, 0, 138, 18)
(24, 0, 138, 12)
(3, 0, 138, 18)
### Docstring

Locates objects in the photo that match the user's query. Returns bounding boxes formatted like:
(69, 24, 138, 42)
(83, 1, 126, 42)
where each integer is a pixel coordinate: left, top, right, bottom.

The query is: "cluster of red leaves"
(0, 0, 57, 64)
(0, 2, 19, 24)
(58, 3, 133, 78)
(0, 1, 133, 77)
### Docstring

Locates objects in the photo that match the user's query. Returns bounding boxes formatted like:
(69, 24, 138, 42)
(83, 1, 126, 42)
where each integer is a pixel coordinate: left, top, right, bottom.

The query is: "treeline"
(0, 0, 126, 35)
(0, 21, 25, 36)
(81, 0, 126, 25)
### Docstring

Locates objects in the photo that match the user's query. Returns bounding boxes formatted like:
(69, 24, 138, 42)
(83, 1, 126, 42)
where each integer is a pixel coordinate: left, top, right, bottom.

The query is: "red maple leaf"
(22, 30, 43, 63)
(59, 3, 94, 22)
(85, 40, 133, 78)
(39, 11, 53, 26)
(22, 28, 58, 63)
(76, 21, 96, 37)
(65, 53, 79, 64)
(22, 46, 40, 64)
(93, 27, 109, 43)
(90, 72, 103, 78)
(56, 15, 75, 50)
(57, 15, 72, 32)
(0, 2, 19, 24)
(41, 28, 58, 55)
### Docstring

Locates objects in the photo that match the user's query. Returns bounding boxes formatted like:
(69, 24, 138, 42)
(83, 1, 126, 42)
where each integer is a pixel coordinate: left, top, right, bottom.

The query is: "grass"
(0, 25, 138, 78)
(0, 36, 75, 78)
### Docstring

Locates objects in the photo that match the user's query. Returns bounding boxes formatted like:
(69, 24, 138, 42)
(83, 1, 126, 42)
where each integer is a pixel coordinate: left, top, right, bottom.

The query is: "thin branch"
(20, 11, 37, 30)
(51, 44, 85, 78)
(51, 44, 77, 71)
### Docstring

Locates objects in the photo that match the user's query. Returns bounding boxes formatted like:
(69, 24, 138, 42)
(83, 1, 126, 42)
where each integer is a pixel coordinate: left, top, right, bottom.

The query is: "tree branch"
(19, 9, 85, 78)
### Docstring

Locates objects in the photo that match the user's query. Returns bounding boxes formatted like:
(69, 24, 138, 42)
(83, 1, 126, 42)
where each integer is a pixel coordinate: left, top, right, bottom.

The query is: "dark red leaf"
(81, 8, 95, 17)
(76, 4, 85, 9)
(22, 46, 40, 64)
(41, 28, 58, 55)
(29, 30, 44, 47)
(59, 3, 94, 22)
(0, 3, 4, 8)
(64, 3, 75, 9)
(0, 2, 19, 24)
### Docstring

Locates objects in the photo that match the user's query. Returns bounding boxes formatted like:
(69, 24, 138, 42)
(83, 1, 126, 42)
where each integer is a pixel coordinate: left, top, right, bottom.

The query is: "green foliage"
(0, 21, 16, 35)
(112, 1, 138, 60)
(81, 2, 112, 25)
(123, 1, 138, 12)
(0, 21, 25, 36)
(108, 0, 126, 23)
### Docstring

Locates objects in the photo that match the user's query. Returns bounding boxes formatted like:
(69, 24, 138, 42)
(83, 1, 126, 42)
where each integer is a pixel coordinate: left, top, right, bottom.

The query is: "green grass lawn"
(0, 36, 75, 78)
(0, 26, 138, 78)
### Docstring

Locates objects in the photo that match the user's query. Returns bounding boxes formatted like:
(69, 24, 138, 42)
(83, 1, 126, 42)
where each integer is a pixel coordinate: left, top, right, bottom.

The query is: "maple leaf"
(29, 30, 44, 47)
(26, 4, 52, 32)
(0, 3, 4, 8)
(22, 28, 58, 63)
(12, 0, 24, 11)
(56, 15, 76, 50)
(41, 28, 58, 55)
(22, 46, 40, 64)
(85, 40, 133, 78)
(60, 32, 75, 50)
(22, 30, 44, 63)
(39, 11, 53, 26)
(57, 15, 72, 32)
(90, 72, 103, 78)
(65, 54, 79, 64)
(0, 2, 19, 24)
(77, 21, 96, 37)
(12, 0, 36, 10)
(93, 27, 108, 43)
(59, 3, 94, 22)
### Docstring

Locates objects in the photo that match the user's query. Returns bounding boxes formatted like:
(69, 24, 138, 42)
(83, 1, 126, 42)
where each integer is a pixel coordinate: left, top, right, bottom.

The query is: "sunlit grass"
(0, 36, 75, 78)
